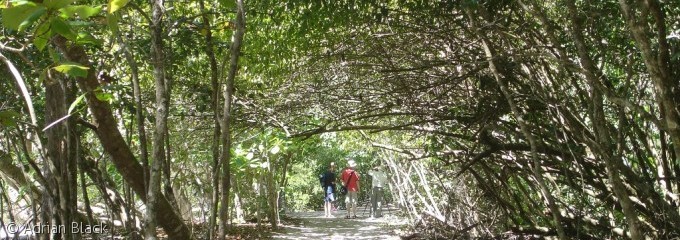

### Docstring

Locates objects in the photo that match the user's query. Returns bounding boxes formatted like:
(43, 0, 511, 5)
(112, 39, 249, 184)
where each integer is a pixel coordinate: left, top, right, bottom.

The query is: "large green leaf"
(60, 5, 102, 19)
(53, 62, 89, 77)
(2, 3, 46, 30)
(108, 0, 129, 13)
(33, 21, 52, 51)
(51, 18, 77, 40)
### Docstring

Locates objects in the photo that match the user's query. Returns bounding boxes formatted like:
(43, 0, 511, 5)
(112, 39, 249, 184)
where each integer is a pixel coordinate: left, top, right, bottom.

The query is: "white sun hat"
(348, 160, 357, 168)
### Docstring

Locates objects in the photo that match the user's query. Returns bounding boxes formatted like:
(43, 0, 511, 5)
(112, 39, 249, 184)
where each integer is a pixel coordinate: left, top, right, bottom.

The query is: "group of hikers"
(319, 159, 388, 219)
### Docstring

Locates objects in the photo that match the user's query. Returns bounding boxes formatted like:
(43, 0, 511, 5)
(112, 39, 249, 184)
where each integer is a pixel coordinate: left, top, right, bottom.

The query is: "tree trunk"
(115, 26, 147, 238)
(145, 0, 169, 237)
(65, 71, 80, 240)
(266, 154, 278, 229)
(164, 121, 178, 209)
(163, 39, 179, 210)
(45, 72, 77, 240)
(218, 0, 246, 238)
(198, 0, 222, 238)
(115, 29, 149, 193)
(78, 141, 99, 240)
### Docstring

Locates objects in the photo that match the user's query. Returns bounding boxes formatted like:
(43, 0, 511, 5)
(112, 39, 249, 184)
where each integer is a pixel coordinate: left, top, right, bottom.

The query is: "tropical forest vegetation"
(1, 0, 679, 239)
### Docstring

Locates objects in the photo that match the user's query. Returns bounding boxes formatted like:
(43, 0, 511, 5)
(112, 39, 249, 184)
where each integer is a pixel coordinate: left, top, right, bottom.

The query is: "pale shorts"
(345, 191, 357, 205)
(325, 186, 335, 202)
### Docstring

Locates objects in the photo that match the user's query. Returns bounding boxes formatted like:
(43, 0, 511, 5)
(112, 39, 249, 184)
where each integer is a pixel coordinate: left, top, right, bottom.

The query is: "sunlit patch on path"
(273, 204, 406, 240)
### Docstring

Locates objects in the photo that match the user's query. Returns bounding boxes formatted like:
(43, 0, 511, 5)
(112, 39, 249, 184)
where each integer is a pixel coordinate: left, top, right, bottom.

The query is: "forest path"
(272, 204, 407, 240)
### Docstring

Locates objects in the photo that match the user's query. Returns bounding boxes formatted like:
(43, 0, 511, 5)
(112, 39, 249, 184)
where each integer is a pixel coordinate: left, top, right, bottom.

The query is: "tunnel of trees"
(1, 0, 680, 239)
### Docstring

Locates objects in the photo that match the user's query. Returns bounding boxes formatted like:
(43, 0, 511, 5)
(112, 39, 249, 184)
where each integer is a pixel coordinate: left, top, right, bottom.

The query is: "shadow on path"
(273, 205, 406, 240)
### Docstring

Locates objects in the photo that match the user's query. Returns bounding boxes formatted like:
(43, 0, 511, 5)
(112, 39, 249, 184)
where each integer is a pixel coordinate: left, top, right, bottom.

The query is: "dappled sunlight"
(274, 205, 405, 240)
(1, 0, 679, 239)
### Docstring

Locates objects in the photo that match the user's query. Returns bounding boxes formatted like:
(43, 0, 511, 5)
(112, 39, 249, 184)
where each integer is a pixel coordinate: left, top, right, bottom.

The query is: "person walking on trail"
(341, 159, 360, 219)
(368, 165, 388, 218)
(320, 162, 337, 218)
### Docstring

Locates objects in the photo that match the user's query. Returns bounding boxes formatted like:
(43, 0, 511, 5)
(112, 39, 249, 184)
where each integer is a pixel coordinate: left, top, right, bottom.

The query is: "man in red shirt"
(341, 159, 360, 219)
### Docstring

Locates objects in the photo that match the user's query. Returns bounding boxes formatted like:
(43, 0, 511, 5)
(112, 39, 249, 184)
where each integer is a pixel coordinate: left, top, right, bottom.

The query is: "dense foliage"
(1, 0, 680, 239)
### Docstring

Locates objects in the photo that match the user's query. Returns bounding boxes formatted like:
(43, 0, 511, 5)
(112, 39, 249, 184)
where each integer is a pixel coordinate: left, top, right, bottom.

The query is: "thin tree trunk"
(116, 23, 147, 237)
(386, 157, 417, 220)
(164, 123, 178, 209)
(164, 39, 178, 210)
(115, 28, 149, 193)
(415, 162, 442, 218)
(278, 152, 292, 187)
(277, 152, 292, 214)
(266, 154, 278, 229)
(218, 0, 246, 238)
(660, 131, 676, 206)
(198, 0, 223, 236)
(145, 0, 169, 237)
(79, 141, 98, 240)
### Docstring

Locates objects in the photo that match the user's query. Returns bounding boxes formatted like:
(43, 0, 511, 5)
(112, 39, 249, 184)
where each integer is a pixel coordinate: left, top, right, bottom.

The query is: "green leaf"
(44, 0, 74, 10)
(33, 21, 51, 51)
(107, 13, 120, 34)
(75, 32, 101, 45)
(0, 111, 20, 127)
(2, 3, 46, 31)
(38, 69, 47, 85)
(68, 94, 86, 114)
(95, 92, 113, 101)
(60, 5, 101, 19)
(48, 47, 63, 62)
(219, 0, 236, 9)
(51, 18, 77, 40)
(108, 0, 129, 13)
(53, 62, 89, 77)
(0, 110, 21, 127)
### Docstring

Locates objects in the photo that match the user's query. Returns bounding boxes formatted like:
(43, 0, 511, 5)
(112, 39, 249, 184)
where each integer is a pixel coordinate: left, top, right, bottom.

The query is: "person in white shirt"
(368, 165, 388, 218)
